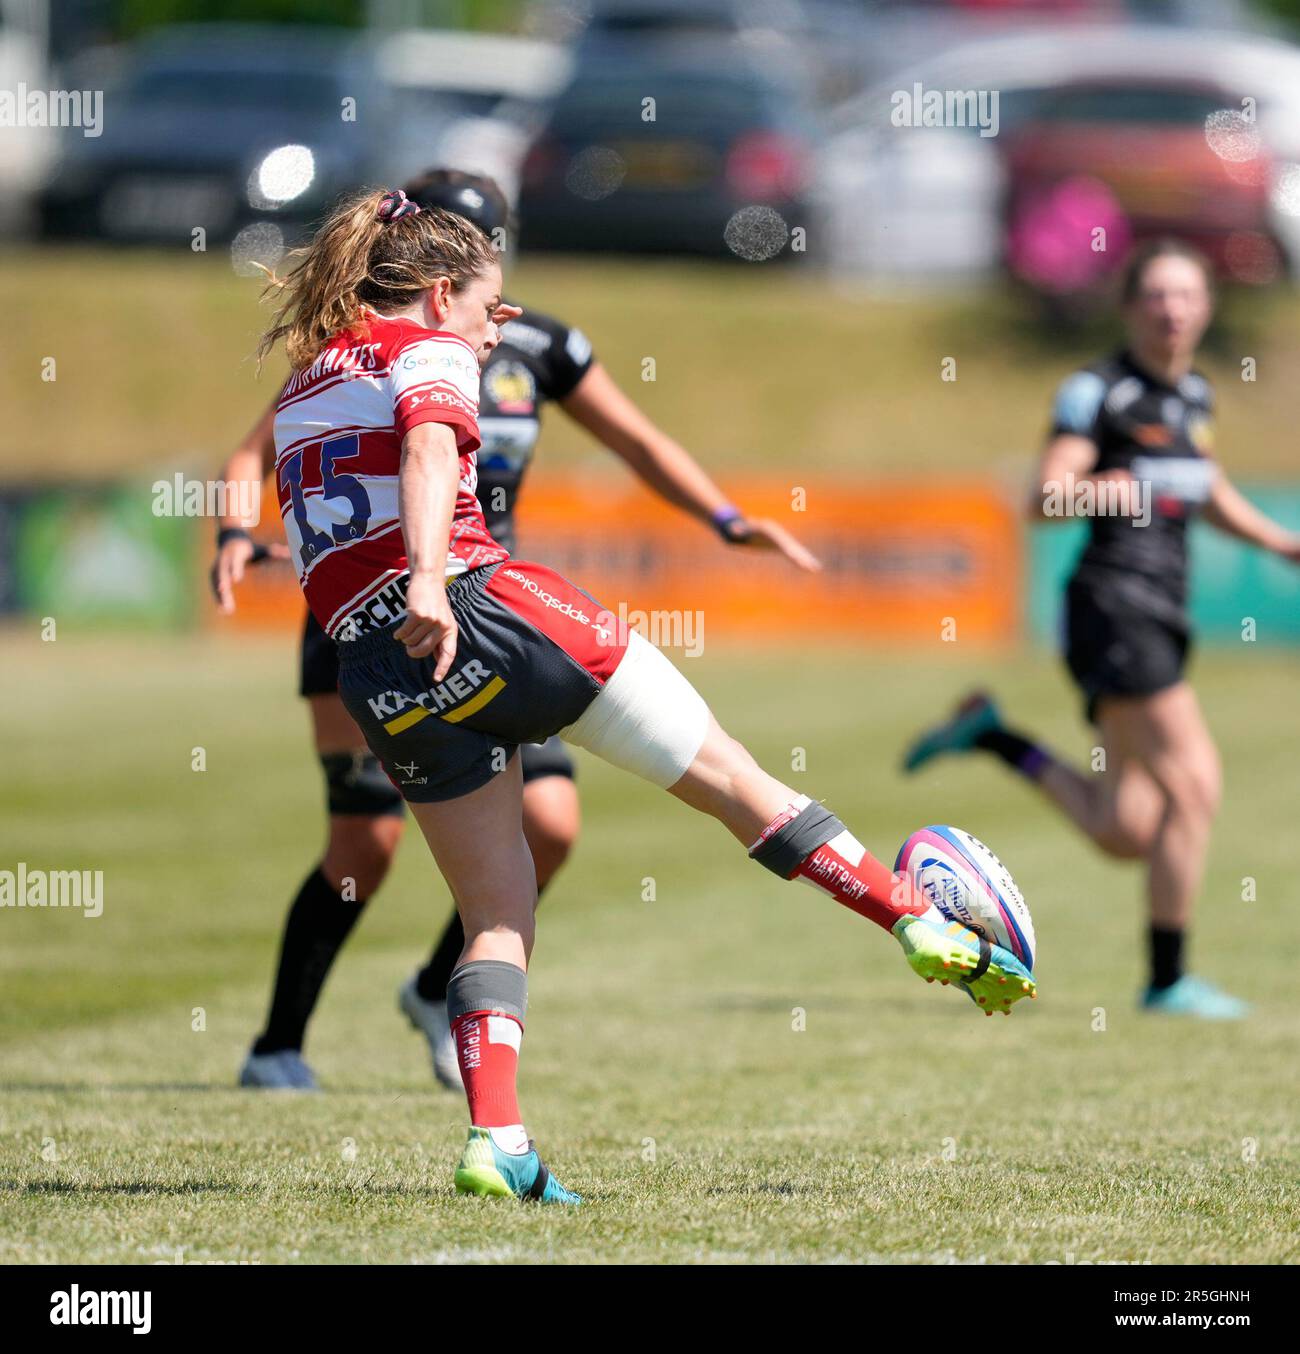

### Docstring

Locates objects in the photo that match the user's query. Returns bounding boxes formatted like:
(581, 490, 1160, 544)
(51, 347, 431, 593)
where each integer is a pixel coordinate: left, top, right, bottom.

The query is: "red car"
(1002, 80, 1282, 292)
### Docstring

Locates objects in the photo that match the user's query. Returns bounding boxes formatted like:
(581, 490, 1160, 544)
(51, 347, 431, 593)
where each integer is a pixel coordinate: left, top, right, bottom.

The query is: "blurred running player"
(254, 185, 1036, 1202)
(904, 240, 1300, 1020)
(212, 171, 819, 1091)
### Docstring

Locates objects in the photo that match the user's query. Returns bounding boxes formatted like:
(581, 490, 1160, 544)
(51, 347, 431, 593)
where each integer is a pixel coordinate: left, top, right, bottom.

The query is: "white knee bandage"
(559, 631, 710, 788)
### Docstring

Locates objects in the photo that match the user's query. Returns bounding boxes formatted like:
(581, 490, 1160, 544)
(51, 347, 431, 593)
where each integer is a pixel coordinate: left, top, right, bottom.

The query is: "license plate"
(101, 175, 235, 238)
(613, 140, 715, 190)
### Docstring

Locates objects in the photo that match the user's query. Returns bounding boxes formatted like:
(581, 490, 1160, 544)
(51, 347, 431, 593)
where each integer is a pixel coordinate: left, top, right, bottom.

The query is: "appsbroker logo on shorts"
(501, 568, 604, 632)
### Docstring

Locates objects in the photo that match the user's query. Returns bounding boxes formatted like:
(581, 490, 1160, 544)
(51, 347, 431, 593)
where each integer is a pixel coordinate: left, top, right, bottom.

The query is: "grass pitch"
(1, 630, 1297, 1264)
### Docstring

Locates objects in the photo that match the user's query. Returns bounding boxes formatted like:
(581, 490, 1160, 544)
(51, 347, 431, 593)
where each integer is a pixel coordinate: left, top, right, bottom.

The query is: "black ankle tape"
(749, 803, 844, 880)
(527, 1158, 550, 1200)
(963, 928, 994, 983)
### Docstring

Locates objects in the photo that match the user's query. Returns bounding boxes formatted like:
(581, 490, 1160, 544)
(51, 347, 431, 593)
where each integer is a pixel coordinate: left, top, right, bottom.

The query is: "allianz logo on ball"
(895, 825, 1036, 973)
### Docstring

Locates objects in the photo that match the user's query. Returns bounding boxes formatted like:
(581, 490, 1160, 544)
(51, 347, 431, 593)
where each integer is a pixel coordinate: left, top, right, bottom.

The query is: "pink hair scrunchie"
(376, 189, 421, 224)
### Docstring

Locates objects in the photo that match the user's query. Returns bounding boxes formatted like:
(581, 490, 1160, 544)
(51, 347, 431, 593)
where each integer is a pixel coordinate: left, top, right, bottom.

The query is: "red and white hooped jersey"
(273, 312, 509, 640)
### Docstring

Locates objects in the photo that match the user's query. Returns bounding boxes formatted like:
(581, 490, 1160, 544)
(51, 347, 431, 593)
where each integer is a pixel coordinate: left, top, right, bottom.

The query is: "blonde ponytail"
(258, 187, 499, 370)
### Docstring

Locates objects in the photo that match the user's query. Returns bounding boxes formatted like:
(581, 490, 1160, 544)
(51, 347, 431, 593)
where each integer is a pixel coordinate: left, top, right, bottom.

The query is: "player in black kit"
(903, 240, 1300, 1020)
(210, 170, 820, 1088)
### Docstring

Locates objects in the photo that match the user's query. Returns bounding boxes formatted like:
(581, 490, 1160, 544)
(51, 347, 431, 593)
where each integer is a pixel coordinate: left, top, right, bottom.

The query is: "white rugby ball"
(894, 825, 1035, 972)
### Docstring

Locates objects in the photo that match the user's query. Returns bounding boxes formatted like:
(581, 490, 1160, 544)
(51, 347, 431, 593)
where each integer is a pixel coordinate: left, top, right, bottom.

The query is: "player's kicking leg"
(560, 635, 1037, 1014)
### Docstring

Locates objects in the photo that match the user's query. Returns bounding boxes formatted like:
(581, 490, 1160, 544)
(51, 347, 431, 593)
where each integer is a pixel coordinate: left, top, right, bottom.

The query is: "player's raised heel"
(454, 1126, 582, 1205)
(893, 914, 1038, 1015)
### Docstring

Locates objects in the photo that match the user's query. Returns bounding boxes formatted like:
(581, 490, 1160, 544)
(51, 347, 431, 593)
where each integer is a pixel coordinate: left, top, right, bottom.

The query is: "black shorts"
(301, 598, 577, 787)
(1064, 580, 1190, 724)
(300, 610, 340, 697)
(335, 560, 623, 803)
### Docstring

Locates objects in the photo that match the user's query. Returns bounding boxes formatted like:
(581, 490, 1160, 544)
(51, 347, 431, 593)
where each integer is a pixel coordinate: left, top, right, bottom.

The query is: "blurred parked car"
(518, 49, 823, 257)
(38, 25, 395, 244)
(1003, 78, 1282, 290)
(0, 5, 52, 235)
(568, 0, 867, 104)
(818, 23, 1300, 289)
(375, 28, 572, 204)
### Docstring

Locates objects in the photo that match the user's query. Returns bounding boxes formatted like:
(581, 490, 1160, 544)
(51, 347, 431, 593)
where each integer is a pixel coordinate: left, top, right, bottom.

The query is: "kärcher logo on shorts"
(371, 655, 509, 731)
(368, 659, 495, 721)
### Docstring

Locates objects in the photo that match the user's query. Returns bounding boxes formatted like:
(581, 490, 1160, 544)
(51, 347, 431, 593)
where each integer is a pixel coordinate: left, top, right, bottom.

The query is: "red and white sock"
(452, 1010, 528, 1155)
(750, 794, 939, 933)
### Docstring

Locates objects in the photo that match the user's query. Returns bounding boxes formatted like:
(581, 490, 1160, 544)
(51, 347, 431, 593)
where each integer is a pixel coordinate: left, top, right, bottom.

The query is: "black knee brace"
(320, 751, 406, 818)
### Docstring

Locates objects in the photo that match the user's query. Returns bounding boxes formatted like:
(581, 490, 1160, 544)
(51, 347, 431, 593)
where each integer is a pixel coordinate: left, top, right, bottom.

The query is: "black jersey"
(1051, 350, 1217, 625)
(475, 305, 594, 554)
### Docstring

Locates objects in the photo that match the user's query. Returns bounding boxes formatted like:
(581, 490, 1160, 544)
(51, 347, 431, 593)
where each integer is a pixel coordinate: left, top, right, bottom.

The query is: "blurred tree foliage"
(1253, 0, 1300, 28)
(117, 0, 365, 32)
(114, 0, 525, 37)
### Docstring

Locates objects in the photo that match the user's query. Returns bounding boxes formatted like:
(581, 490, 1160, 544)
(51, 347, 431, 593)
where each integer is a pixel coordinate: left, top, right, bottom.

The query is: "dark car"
(517, 50, 821, 258)
(39, 25, 395, 244)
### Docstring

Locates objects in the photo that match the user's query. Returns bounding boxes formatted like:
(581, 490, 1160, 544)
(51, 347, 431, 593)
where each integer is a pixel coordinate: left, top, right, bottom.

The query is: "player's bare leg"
(407, 757, 581, 1204)
(401, 774, 578, 1089)
(1099, 688, 1241, 1017)
(1096, 688, 1220, 926)
(1035, 751, 1163, 861)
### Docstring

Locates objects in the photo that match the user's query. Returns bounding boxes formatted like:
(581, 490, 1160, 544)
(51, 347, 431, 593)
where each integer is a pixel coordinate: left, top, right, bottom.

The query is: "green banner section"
(14, 484, 195, 629)
(1029, 485, 1300, 646)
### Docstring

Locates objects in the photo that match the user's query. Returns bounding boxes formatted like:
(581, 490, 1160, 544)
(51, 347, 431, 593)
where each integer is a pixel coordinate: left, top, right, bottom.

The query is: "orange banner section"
(224, 475, 1022, 647)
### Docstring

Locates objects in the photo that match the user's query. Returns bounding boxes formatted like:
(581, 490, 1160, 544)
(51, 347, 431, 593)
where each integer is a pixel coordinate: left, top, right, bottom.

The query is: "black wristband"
(217, 526, 253, 549)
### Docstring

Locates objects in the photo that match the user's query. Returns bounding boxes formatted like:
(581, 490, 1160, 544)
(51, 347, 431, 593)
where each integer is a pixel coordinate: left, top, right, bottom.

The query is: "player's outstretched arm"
(560, 363, 821, 571)
(1202, 468, 1300, 562)
(210, 399, 288, 614)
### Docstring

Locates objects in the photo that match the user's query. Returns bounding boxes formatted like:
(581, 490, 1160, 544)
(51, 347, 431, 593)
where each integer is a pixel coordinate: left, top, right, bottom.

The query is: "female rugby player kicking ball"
(259, 186, 1035, 1204)
(905, 240, 1300, 1020)
(215, 170, 820, 1092)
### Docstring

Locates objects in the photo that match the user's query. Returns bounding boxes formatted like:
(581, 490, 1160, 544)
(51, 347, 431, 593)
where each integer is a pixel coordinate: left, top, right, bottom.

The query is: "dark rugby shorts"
(335, 560, 624, 802)
(300, 608, 574, 784)
(1064, 579, 1190, 724)
(299, 610, 340, 697)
